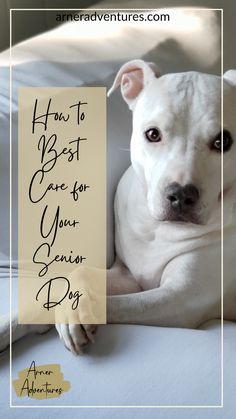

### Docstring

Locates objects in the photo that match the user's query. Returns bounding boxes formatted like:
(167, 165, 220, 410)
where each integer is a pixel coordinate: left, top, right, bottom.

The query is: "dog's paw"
(54, 266, 104, 355)
(55, 323, 97, 355)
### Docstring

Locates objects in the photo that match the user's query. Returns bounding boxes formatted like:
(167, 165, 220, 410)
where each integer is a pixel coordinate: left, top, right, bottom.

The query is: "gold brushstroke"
(13, 362, 70, 400)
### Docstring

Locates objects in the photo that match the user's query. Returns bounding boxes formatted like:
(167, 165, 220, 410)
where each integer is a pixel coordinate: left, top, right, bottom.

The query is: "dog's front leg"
(108, 245, 221, 329)
(0, 311, 52, 352)
(107, 258, 142, 295)
(107, 283, 218, 329)
(55, 261, 142, 355)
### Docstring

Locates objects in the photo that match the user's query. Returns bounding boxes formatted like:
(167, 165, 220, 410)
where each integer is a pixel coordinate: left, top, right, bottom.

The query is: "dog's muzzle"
(164, 182, 200, 223)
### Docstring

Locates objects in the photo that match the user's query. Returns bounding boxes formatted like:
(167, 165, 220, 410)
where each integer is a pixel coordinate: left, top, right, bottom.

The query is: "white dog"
(1, 60, 236, 355)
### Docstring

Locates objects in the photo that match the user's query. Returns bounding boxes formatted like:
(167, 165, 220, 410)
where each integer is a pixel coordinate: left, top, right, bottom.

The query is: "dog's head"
(109, 60, 236, 225)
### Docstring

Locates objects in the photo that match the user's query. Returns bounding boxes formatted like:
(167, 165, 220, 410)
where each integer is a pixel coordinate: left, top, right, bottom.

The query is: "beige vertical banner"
(18, 87, 106, 324)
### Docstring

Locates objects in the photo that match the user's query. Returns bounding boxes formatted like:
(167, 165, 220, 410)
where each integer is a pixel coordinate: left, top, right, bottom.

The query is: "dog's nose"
(166, 182, 199, 211)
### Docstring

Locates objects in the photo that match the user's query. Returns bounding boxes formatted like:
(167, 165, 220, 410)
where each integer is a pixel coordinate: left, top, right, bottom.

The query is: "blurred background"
(0, 0, 234, 70)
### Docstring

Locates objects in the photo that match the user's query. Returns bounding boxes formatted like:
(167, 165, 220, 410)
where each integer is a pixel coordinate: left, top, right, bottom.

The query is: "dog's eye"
(211, 130, 233, 152)
(145, 128, 162, 143)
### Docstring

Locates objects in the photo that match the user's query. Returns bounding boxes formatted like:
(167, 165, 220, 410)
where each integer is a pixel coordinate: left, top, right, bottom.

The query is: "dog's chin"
(158, 212, 203, 225)
(162, 217, 202, 225)
(149, 203, 206, 225)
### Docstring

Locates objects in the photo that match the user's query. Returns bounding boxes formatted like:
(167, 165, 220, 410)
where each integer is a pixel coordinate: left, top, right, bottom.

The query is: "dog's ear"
(224, 70, 236, 86)
(108, 59, 160, 109)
